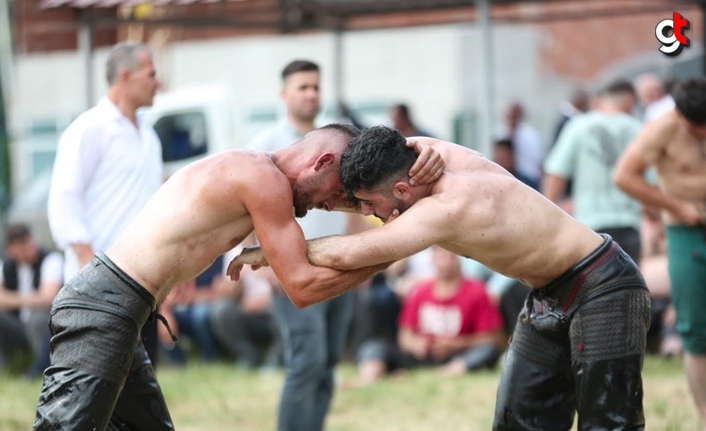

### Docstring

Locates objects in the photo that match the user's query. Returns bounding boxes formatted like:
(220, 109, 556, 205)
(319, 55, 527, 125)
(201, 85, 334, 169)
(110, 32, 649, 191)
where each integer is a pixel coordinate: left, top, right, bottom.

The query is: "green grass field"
(0, 356, 699, 430)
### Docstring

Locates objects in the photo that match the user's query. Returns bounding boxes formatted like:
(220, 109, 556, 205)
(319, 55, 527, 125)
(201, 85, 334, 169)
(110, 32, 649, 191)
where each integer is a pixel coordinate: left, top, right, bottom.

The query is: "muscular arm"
(243, 169, 388, 308)
(307, 195, 453, 270)
(613, 119, 682, 213)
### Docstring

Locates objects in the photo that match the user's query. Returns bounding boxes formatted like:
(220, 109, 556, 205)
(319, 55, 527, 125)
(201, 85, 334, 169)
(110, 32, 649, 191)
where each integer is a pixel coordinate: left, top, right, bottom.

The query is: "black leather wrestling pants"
(493, 236, 651, 431)
(33, 253, 175, 431)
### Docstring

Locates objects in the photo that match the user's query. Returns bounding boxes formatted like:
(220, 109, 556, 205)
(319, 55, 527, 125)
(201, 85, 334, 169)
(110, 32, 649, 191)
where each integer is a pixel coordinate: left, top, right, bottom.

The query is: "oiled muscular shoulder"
(172, 150, 292, 216)
(432, 168, 518, 229)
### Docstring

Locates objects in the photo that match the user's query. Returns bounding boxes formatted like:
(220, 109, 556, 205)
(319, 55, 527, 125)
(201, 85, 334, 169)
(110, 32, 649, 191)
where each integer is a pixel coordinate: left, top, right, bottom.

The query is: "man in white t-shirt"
(0, 224, 63, 375)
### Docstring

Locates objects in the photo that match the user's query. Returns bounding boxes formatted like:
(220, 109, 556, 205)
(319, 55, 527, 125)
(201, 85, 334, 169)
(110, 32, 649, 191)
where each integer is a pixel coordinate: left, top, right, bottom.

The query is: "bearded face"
(292, 175, 324, 218)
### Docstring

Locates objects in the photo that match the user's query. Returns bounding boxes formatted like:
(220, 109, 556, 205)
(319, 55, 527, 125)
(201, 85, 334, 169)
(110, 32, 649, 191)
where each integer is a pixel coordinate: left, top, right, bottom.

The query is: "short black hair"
(282, 60, 320, 81)
(340, 125, 414, 194)
(494, 138, 514, 152)
(674, 78, 706, 126)
(5, 223, 31, 245)
(318, 123, 361, 140)
(603, 78, 636, 97)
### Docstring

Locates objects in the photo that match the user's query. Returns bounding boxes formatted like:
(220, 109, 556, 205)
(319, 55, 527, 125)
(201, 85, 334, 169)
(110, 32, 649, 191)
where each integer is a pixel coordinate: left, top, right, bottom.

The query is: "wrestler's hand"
(227, 246, 269, 281)
(407, 139, 445, 186)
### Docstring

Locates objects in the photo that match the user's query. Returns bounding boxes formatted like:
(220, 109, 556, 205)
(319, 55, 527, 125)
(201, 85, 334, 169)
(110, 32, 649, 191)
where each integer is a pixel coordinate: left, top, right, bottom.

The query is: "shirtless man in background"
(614, 77, 706, 430)
(232, 126, 651, 430)
(31, 123, 442, 431)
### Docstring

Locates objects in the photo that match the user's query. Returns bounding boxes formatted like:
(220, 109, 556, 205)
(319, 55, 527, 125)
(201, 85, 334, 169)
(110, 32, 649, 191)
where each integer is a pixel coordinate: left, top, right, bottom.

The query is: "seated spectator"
(158, 256, 226, 364)
(348, 217, 435, 355)
(493, 138, 539, 190)
(353, 247, 505, 385)
(210, 246, 281, 369)
(0, 223, 63, 377)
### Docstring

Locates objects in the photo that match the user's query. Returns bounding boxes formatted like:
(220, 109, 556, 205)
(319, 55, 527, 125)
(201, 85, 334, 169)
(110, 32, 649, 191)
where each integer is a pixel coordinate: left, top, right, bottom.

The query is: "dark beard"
(394, 197, 412, 215)
(292, 174, 325, 218)
(292, 192, 309, 218)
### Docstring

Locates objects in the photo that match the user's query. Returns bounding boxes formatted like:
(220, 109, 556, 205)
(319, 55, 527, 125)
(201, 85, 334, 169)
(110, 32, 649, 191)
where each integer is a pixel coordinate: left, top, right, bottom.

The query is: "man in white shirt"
(0, 224, 62, 376)
(47, 41, 163, 365)
(49, 42, 162, 280)
(248, 59, 355, 431)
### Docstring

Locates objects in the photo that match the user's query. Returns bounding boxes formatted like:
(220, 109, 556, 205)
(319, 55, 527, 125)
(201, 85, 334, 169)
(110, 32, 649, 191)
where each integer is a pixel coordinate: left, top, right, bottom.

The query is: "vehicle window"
(153, 111, 208, 162)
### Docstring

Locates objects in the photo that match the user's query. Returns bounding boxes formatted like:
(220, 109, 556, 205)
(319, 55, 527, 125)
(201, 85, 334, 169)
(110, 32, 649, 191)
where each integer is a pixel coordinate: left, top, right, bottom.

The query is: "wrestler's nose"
(361, 203, 374, 216)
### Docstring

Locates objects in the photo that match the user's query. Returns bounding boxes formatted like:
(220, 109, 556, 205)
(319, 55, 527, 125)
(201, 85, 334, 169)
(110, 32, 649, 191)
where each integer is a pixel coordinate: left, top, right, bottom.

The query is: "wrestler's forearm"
(284, 263, 389, 307)
(305, 235, 364, 270)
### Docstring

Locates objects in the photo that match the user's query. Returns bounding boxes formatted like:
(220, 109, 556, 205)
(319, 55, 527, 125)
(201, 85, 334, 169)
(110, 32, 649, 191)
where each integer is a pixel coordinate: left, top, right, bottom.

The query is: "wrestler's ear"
(314, 153, 335, 171)
(392, 181, 411, 199)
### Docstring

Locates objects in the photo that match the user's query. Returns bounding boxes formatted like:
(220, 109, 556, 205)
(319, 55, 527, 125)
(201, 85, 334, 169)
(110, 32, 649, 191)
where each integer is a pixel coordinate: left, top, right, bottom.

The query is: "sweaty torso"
(419, 138, 604, 287)
(652, 111, 706, 225)
(106, 151, 272, 302)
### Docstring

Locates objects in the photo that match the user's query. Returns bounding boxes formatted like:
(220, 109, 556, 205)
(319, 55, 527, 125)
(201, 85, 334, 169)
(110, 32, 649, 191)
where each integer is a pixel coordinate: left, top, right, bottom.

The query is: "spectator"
(389, 103, 435, 138)
(498, 101, 545, 186)
(47, 42, 163, 366)
(635, 73, 675, 122)
(247, 59, 356, 431)
(543, 78, 643, 264)
(353, 246, 505, 385)
(552, 88, 590, 146)
(210, 246, 281, 369)
(493, 138, 539, 190)
(613, 78, 706, 426)
(0, 223, 63, 377)
(349, 245, 435, 355)
(157, 257, 224, 365)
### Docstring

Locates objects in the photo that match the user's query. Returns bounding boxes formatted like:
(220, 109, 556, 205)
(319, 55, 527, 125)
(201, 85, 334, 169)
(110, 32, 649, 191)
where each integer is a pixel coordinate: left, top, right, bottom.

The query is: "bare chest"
(661, 134, 706, 173)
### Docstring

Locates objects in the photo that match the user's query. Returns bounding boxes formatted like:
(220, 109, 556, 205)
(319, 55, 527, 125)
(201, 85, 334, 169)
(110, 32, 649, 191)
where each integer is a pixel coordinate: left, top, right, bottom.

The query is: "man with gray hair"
(47, 41, 163, 366)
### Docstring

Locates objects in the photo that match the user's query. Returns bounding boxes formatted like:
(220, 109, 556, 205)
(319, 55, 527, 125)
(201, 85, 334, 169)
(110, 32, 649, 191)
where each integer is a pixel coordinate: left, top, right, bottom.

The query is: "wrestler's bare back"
(642, 110, 706, 224)
(107, 150, 271, 302)
(405, 138, 604, 287)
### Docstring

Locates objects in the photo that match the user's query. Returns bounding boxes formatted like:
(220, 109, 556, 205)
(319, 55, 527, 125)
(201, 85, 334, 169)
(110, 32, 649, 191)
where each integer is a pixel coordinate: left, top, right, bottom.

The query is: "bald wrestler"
(32, 123, 443, 431)
(614, 77, 706, 430)
(231, 126, 651, 431)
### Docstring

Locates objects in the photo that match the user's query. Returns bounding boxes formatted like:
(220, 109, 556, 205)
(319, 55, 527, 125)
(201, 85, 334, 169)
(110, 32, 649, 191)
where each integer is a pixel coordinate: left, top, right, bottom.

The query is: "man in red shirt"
(354, 246, 505, 384)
